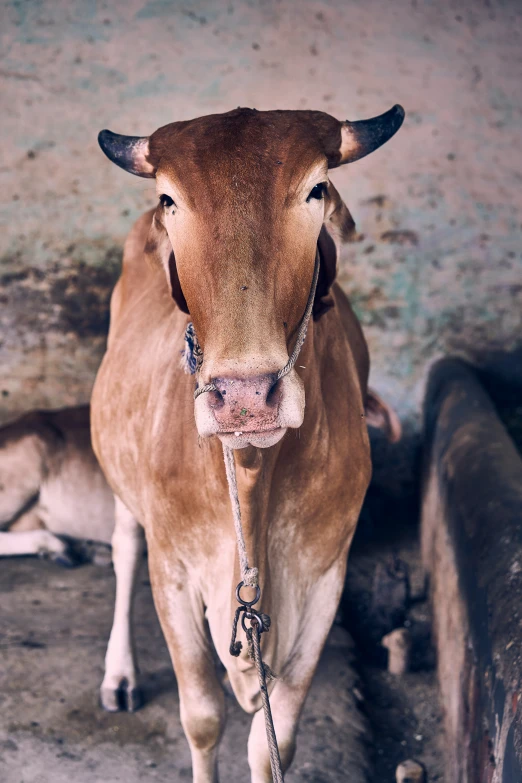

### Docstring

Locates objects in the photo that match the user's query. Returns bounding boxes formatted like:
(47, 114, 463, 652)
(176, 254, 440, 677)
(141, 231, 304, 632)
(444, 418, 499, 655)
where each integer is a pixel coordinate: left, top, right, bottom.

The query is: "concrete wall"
(1, 0, 521, 426)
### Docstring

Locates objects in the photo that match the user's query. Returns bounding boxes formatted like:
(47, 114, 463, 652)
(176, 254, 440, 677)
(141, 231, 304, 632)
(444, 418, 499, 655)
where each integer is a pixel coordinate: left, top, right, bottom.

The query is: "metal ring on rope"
(236, 581, 261, 607)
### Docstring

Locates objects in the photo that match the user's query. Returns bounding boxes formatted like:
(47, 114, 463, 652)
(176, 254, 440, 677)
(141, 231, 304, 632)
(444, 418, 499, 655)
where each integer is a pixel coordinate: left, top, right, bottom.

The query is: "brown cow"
(92, 106, 404, 782)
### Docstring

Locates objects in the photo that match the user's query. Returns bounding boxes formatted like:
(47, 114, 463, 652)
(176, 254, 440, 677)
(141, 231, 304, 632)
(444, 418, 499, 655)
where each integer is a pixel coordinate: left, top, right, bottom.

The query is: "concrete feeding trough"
(421, 357, 522, 782)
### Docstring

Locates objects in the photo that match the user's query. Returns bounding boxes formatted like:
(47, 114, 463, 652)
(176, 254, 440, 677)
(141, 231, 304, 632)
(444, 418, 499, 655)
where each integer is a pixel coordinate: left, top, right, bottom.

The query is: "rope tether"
(192, 251, 320, 782)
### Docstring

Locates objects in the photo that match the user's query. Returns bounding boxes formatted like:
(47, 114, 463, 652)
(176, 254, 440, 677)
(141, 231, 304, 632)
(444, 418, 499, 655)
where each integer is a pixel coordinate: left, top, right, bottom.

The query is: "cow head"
(99, 106, 404, 449)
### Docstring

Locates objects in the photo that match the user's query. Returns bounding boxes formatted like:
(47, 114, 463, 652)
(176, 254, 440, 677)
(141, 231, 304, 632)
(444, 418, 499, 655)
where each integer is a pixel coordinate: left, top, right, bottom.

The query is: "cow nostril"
(208, 388, 225, 409)
(266, 377, 282, 408)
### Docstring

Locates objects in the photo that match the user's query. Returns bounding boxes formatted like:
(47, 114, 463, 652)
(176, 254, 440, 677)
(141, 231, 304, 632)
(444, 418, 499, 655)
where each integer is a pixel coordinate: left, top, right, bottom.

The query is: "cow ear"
(324, 180, 356, 244)
(313, 182, 357, 319)
(144, 209, 189, 314)
(313, 226, 337, 319)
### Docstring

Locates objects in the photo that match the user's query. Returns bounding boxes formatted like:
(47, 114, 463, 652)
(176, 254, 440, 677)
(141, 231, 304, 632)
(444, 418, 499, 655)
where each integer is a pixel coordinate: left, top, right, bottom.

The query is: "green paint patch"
(240, 408, 248, 416)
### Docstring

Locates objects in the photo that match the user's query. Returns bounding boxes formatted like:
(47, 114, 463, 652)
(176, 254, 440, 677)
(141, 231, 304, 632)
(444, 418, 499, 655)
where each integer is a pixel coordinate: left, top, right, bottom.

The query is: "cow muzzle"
(194, 368, 305, 449)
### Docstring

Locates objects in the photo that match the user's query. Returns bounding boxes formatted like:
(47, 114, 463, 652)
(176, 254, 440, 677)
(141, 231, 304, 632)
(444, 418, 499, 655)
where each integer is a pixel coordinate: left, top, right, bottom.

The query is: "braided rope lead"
(194, 250, 320, 400)
(222, 444, 259, 587)
(225, 445, 284, 781)
(249, 620, 285, 783)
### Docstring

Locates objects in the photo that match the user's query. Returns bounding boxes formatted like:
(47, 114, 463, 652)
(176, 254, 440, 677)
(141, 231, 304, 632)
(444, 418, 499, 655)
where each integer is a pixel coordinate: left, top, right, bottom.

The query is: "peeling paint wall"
(1, 0, 521, 428)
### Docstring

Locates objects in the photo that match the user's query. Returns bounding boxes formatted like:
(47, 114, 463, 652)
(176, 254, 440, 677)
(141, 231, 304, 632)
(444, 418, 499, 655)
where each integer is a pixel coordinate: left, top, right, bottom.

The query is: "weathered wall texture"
(1, 0, 521, 426)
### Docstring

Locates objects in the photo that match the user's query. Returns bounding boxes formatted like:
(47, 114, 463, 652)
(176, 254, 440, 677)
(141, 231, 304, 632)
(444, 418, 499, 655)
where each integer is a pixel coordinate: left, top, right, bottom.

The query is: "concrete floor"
(0, 558, 370, 783)
(1, 0, 522, 426)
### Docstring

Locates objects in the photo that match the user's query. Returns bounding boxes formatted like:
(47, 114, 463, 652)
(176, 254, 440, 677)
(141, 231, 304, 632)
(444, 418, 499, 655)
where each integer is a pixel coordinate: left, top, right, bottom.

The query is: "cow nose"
(208, 374, 282, 431)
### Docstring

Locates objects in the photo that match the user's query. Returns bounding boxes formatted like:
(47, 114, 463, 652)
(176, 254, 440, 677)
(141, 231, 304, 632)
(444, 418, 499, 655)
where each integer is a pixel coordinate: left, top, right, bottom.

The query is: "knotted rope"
(183, 252, 320, 783)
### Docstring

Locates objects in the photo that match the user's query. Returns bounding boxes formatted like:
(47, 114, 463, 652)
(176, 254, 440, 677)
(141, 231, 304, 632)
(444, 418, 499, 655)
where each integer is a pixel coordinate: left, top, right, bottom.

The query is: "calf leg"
(100, 496, 145, 712)
(0, 528, 68, 559)
(0, 508, 75, 566)
(8, 508, 45, 532)
(248, 564, 345, 782)
(149, 546, 226, 783)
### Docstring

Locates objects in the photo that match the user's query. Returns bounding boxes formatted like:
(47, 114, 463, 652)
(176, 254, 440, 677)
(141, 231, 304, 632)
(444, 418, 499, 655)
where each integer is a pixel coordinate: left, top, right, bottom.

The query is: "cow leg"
(100, 496, 145, 712)
(247, 564, 345, 782)
(149, 547, 226, 783)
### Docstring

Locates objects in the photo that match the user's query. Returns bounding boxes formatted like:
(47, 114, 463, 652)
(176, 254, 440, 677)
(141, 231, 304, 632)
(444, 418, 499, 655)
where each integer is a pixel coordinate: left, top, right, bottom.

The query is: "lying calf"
(0, 405, 114, 565)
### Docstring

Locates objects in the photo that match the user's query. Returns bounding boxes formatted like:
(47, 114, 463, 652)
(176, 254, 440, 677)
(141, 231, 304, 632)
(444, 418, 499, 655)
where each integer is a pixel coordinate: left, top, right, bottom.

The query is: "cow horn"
(340, 104, 405, 164)
(98, 130, 155, 178)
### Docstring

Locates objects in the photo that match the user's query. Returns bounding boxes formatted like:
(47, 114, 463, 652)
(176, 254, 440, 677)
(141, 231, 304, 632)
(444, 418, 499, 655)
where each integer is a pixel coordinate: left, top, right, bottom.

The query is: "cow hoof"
(49, 549, 80, 568)
(100, 679, 143, 713)
(37, 534, 81, 568)
(91, 546, 113, 567)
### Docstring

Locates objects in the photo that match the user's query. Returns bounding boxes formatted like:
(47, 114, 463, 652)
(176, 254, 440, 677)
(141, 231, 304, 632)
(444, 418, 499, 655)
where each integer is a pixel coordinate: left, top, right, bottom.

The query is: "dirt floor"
(0, 463, 445, 782)
(0, 555, 372, 783)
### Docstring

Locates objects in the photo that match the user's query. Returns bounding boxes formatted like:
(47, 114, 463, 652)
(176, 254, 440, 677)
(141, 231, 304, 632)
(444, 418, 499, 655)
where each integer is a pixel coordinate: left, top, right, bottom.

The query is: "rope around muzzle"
(187, 252, 320, 783)
(193, 250, 320, 401)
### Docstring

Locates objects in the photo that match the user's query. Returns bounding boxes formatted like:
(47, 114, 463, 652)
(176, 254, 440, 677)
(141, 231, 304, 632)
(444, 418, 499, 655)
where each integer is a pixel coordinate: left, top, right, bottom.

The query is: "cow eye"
(159, 194, 175, 208)
(307, 182, 327, 202)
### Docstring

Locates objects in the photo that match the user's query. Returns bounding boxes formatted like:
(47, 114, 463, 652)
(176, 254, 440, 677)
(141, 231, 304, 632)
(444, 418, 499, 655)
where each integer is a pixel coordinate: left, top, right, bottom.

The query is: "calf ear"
(144, 209, 189, 314)
(365, 388, 402, 443)
(313, 181, 357, 319)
